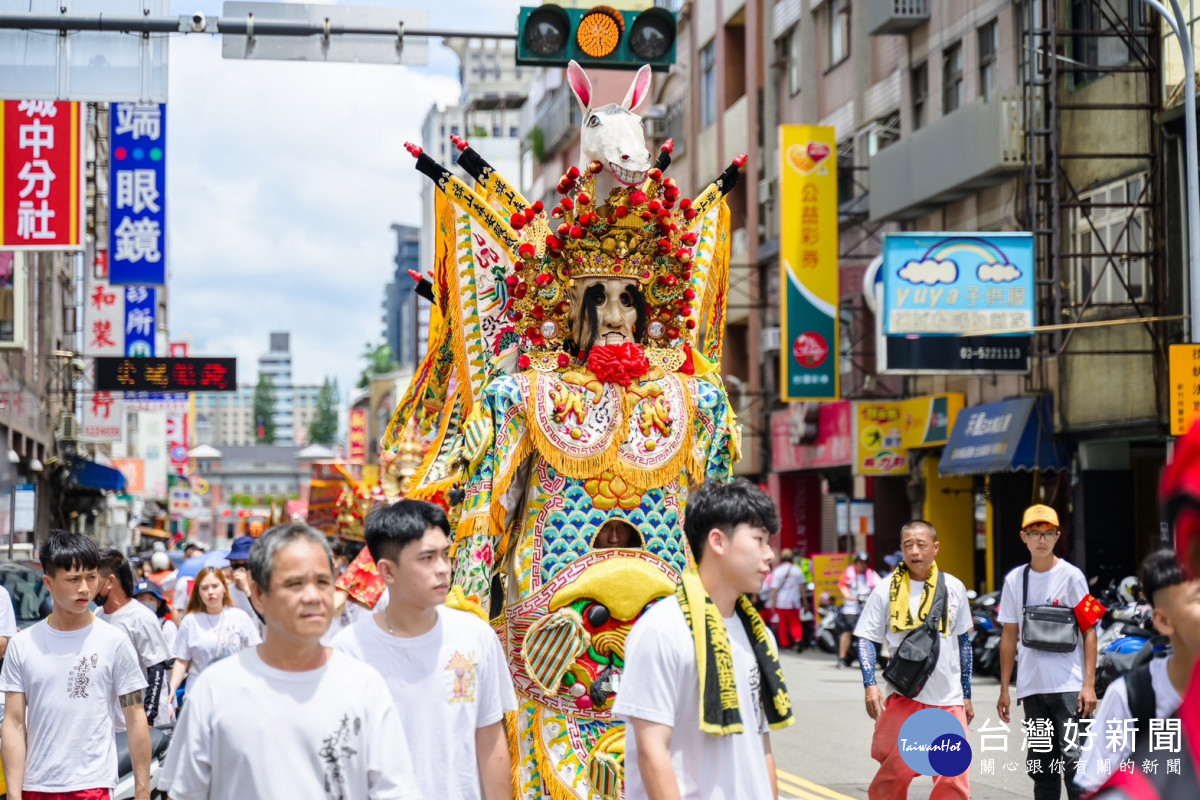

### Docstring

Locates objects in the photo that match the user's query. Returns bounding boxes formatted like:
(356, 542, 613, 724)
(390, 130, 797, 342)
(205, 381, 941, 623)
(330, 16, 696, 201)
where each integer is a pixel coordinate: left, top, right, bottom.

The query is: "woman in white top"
(168, 567, 260, 699)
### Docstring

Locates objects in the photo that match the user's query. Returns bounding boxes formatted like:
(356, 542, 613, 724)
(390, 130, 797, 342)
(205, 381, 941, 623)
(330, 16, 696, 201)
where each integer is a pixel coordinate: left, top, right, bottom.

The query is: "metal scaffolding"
(1022, 0, 1165, 358)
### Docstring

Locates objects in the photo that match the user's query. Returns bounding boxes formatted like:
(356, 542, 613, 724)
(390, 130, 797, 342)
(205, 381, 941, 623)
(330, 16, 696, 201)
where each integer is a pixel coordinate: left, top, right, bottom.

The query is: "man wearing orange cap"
(996, 504, 1100, 800)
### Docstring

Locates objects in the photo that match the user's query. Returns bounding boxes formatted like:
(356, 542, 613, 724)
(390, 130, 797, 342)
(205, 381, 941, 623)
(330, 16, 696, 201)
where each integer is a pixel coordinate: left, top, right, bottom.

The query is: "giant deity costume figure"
(348, 62, 751, 800)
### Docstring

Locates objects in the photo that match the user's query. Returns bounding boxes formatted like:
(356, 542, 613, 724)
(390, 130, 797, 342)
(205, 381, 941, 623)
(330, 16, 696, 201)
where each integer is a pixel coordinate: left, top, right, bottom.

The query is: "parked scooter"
(113, 724, 173, 800)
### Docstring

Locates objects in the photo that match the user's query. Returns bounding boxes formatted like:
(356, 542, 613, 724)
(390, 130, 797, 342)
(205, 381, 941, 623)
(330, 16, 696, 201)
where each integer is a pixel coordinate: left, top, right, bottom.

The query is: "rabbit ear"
(567, 60, 593, 113)
(622, 64, 653, 112)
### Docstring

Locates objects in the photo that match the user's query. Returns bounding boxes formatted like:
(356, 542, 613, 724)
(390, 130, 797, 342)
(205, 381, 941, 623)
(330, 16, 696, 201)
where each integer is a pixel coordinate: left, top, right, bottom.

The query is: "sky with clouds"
(166, 0, 523, 394)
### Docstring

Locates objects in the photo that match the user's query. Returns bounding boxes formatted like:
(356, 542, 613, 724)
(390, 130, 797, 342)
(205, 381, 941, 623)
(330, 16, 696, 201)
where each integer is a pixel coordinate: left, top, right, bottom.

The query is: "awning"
(940, 396, 1066, 477)
(67, 456, 128, 492)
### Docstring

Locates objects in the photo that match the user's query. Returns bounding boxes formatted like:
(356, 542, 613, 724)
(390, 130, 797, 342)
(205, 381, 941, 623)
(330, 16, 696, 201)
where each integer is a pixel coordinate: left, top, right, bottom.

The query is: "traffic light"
(517, 5, 676, 72)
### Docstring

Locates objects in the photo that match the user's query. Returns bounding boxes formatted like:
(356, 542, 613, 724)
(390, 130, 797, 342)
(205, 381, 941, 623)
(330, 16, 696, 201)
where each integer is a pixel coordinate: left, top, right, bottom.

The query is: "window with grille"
(943, 42, 964, 113)
(979, 21, 998, 99)
(788, 27, 801, 95)
(700, 42, 717, 128)
(827, 0, 851, 68)
(912, 63, 929, 130)
(1071, 175, 1150, 305)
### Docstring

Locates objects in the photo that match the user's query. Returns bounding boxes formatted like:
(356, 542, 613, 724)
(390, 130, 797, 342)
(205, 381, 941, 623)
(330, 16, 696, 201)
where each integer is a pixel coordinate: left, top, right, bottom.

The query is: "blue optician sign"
(124, 286, 156, 357)
(881, 233, 1035, 337)
(109, 103, 166, 285)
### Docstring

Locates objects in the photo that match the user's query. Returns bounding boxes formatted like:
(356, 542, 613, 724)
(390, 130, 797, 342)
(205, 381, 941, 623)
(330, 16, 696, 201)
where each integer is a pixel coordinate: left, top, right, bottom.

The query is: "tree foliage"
(254, 374, 277, 445)
(308, 377, 340, 445)
(357, 341, 398, 389)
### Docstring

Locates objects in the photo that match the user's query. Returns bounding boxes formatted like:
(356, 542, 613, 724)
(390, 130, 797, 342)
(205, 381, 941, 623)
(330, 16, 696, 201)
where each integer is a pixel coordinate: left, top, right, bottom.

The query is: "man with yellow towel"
(854, 520, 974, 799)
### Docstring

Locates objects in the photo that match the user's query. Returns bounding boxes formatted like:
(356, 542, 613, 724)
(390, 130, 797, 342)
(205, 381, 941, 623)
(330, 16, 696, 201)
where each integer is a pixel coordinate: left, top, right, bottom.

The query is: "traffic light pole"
(0, 12, 516, 39)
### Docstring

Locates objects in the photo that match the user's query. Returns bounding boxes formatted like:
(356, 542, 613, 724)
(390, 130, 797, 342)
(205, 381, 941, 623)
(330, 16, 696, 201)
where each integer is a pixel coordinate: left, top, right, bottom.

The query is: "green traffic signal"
(517, 5, 676, 71)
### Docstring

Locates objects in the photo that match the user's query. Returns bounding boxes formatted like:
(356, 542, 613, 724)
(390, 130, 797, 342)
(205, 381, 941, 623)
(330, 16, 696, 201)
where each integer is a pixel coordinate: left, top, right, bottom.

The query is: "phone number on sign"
(959, 347, 1024, 361)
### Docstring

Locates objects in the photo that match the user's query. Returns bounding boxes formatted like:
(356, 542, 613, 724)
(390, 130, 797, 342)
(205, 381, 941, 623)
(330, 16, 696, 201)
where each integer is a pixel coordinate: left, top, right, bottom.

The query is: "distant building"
(194, 333, 321, 447)
(383, 224, 421, 372)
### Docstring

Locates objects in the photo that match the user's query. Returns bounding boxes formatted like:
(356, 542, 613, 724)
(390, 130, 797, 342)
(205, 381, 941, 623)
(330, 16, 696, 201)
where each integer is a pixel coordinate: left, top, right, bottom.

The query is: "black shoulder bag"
(1021, 565, 1079, 653)
(883, 572, 947, 699)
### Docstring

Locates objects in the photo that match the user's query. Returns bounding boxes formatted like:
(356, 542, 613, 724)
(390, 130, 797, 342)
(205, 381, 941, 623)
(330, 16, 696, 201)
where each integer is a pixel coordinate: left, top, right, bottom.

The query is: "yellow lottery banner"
(780, 125, 839, 401)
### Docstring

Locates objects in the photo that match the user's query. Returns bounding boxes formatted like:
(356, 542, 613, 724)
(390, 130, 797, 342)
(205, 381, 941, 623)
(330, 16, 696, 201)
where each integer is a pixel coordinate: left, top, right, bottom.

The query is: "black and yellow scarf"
(889, 560, 949, 636)
(675, 567, 796, 735)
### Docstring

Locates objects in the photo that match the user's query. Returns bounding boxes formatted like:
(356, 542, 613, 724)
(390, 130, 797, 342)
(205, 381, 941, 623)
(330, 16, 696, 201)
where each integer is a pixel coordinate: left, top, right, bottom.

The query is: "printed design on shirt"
(319, 713, 361, 800)
(67, 653, 99, 699)
(445, 650, 478, 704)
(748, 659, 765, 732)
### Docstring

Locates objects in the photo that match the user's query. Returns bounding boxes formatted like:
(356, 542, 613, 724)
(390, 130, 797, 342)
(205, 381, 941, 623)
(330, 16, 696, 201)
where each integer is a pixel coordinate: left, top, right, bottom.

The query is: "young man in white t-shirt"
(997, 504, 1100, 800)
(0, 531, 151, 800)
(333, 499, 516, 800)
(1074, 550, 1197, 791)
(160, 523, 418, 800)
(95, 548, 173, 728)
(854, 520, 974, 799)
(614, 479, 794, 800)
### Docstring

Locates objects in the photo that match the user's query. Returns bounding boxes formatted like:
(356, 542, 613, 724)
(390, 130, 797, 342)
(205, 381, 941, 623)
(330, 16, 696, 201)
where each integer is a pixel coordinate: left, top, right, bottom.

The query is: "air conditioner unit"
(761, 326, 781, 353)
(57, 412, 79, 442)
(645, 116, 670, 138)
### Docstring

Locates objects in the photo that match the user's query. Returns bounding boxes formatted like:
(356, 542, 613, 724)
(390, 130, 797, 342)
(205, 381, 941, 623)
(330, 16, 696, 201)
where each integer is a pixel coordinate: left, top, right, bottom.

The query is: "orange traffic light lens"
(577, 8, 624, 59)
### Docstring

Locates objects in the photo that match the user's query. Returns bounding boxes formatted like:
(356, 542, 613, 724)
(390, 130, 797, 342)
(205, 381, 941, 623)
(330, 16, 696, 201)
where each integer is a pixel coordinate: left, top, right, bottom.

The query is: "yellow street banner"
(1169, 344, 1200, 435)
(812, 553, 851, 608)
(853, 401, 909, 476)
(780, 125, 839, 401)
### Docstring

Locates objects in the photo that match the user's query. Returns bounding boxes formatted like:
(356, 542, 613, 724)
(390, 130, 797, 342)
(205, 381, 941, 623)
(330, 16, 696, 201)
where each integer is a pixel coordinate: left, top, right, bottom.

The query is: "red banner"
(1, 101, 84, 250)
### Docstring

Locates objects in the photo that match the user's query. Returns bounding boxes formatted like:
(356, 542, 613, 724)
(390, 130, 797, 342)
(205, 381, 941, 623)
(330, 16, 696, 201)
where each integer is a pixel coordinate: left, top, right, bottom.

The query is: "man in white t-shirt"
(997, 504, 1100, 800)
(614, 479, 795, 800)
(1074, 550, 1196, 791)
(95, 548, 173, 728)
(160, 523, 418, 800)
(854, 520, 973, 799)
(0, 583, 17, 658)
(767, 549, 805, 651)
(0, 531, 151, 800)
(333, 500, 516, 800)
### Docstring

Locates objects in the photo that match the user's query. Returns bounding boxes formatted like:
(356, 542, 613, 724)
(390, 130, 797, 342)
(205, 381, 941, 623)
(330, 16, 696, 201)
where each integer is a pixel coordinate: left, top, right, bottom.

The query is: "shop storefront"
(940, 395, 1067, 591)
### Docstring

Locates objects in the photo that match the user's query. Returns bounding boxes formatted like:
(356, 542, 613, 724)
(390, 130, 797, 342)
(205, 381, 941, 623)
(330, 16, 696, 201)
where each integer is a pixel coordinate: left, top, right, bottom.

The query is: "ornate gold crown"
(505, 162, 700, 364)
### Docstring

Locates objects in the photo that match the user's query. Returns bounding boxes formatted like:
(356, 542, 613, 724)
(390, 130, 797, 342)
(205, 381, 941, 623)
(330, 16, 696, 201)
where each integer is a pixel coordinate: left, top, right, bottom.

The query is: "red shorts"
(24, 790, 110, 800)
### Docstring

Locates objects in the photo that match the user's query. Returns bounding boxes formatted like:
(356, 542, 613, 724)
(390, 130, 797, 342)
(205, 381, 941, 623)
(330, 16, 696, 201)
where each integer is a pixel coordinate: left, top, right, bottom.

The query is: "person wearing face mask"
(167, 567, 260, 704)
(224, 536, 265, 638)
(133, 580, 178, 652)
(95, 549, 173, 728)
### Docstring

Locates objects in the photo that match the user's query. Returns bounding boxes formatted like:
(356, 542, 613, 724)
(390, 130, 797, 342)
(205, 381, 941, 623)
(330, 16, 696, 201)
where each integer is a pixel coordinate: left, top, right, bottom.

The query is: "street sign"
(109, 103, 166, 285)
(83, 271, 125, 357)
(879, 232, 1035, 375)
(1, 101, 84, 250)
(0, 0, 169, 103)
(14, 484, 34, 532)
(123, 286, 157, 356)
(221, 3, 429, 65)
(82, 391, 125, 441)
(94, 357, 237, 392)
(1169, 343, 1200, 436)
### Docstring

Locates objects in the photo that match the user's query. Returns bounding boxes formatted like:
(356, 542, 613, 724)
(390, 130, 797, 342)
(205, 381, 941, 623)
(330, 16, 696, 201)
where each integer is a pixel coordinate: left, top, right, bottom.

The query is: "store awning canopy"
(940, 396, 1066, 477)
(67, 456, 128, 492)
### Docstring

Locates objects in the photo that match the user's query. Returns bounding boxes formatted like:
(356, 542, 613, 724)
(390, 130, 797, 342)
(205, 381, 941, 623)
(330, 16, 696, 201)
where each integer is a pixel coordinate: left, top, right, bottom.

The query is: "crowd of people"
(0, 456, 1199, 798)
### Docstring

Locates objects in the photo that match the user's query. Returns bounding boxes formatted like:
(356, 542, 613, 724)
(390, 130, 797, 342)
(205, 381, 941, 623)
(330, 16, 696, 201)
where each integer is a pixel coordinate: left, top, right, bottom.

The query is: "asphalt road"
(771, 649, 1047, 799)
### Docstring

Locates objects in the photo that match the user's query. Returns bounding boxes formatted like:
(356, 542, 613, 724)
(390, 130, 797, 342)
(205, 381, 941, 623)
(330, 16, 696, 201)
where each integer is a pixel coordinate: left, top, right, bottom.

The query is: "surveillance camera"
(190, 11, 206, 32)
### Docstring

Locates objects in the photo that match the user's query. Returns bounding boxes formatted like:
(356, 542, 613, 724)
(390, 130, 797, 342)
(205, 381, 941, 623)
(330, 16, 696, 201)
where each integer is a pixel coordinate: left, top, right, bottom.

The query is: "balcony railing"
(866, 0, 930, 35)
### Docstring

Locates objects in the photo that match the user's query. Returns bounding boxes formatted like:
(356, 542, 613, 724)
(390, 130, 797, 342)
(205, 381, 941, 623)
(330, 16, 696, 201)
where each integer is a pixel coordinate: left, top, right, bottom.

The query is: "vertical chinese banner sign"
(780, 125, 839, 401)
(1, 101, 84, 250)
(124, 286, 156, 356)
(166, 341, 191, 477)
(109, 103, 166, 285)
